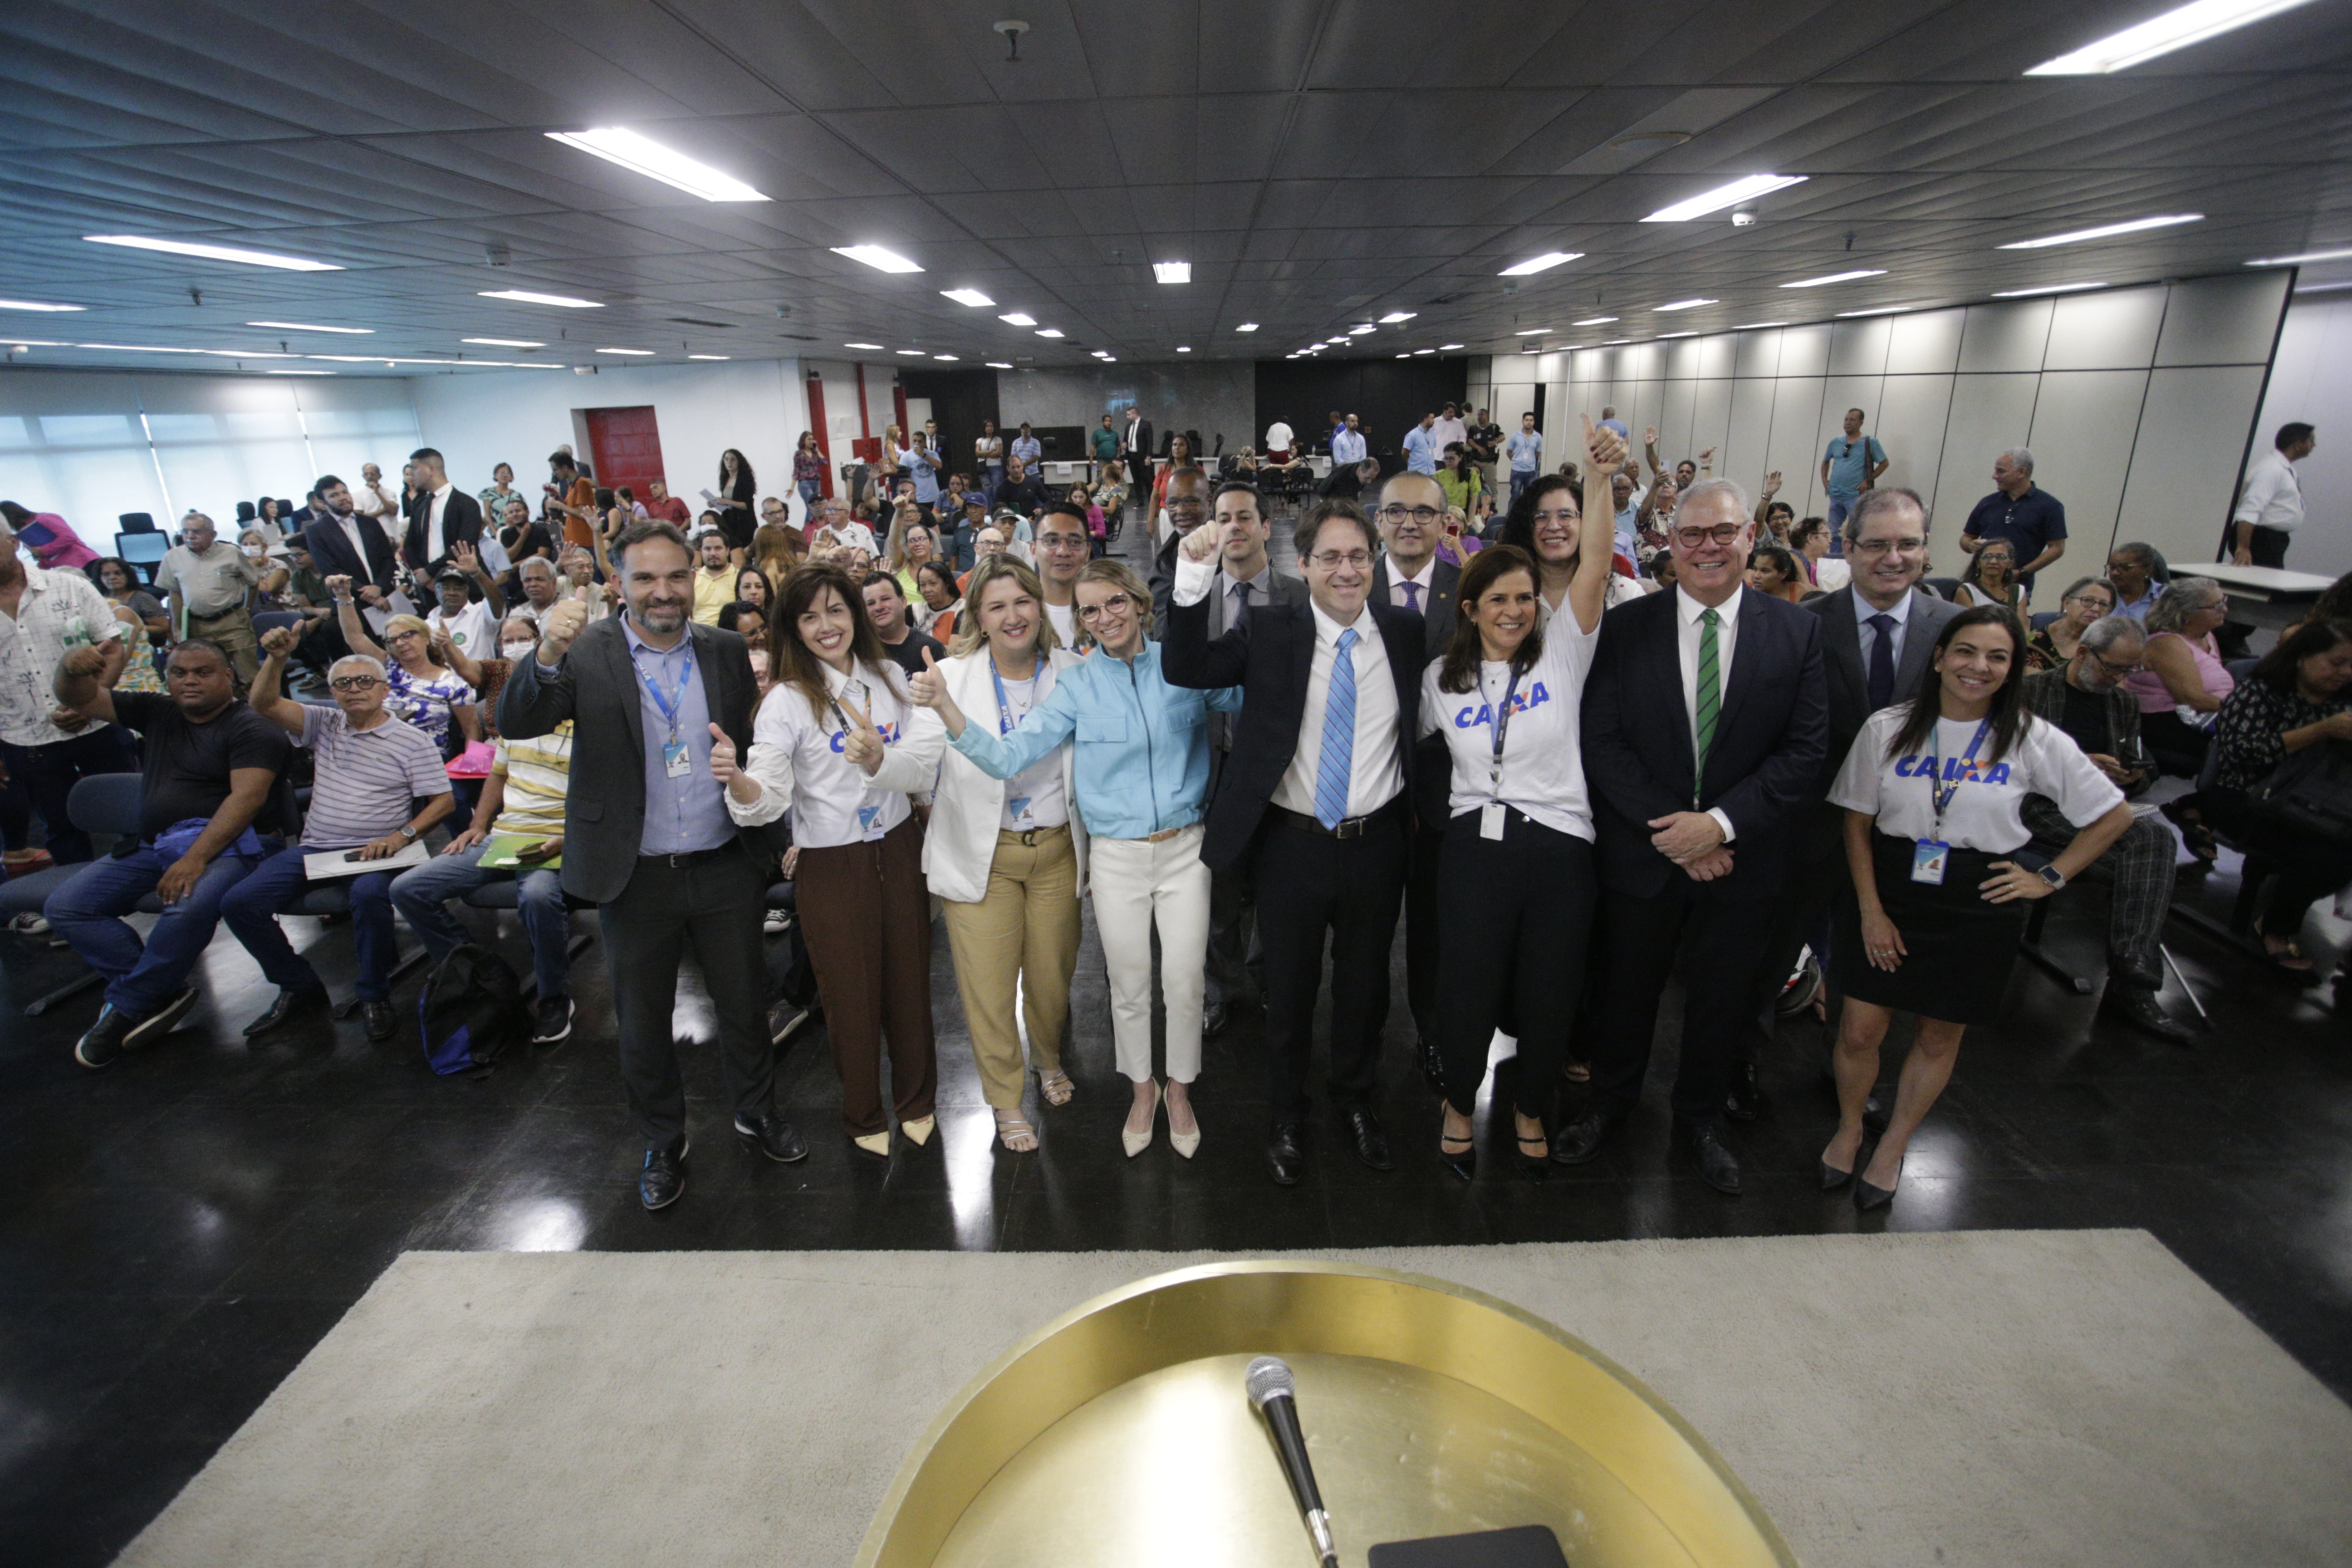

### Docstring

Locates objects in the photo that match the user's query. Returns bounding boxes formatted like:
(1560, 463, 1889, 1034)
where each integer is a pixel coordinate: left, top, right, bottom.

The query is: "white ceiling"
(2, 0, 2348, 378)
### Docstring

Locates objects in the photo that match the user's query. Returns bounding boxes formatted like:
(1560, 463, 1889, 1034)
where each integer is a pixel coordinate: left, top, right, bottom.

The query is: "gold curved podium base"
(856, 1261, 1797, 1568)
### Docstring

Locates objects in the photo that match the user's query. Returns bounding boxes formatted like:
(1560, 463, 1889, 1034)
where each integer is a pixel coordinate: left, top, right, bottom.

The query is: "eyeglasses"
(1165, 496, 1207, 512)
(1077, 593, 1133, 622)
(1308, 549, 1375, 570)
(2087, 652, 2142, 679)
(1669, 524, 1744, 549)
(1850, 536, 1927, 557)
(1377, 505, 1441, 525)
(329, 675, 382, 692)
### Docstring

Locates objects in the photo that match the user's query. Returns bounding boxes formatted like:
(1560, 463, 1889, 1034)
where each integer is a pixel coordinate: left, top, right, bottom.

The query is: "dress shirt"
(1219, 562, 1273, 634)
(1852, 588, 1911, 677)
(421, 481, 454, 567)
(1431, 416, 1467, 451)
(2116, 583, 2161, 622)
(1507, 430, 1542, 472)
(1331, 428, 1367, 466)
(157, 540, 261, 618)
(1401, 426, 1440, 475)
(1123, 417, 1146, 454)
(0, 566, 131, 746)
(2233, 449, 2304, 534)
(1011, 435, 1043, 469)
(1384, 555, 1437, 613)
(1265, 422, 1294, 455)
(333, 513, 375, 579)
(1673, 586, 1742, 843)
(353, 477, 400, 524)
(1614, 502, 1640, 569)
(615, 615, 733, 855)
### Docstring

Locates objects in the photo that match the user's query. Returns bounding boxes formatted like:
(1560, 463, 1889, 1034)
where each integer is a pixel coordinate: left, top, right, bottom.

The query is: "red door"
(584, 406, 666, 503)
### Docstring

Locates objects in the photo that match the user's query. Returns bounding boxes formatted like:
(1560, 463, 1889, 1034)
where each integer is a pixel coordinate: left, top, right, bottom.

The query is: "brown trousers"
(795, 815, 937, 1136)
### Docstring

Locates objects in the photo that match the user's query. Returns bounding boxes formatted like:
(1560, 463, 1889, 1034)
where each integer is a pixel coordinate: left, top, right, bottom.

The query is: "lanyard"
(990, 654, 1043, 736)
(1486, 665, 1524, 800)
(630, 640, 695, 741)
(1921, 719, 1993, 836)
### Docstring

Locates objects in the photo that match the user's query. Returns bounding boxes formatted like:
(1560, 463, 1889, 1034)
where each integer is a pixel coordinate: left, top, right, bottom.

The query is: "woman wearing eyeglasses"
(2026, 576, 2117, 672)
(907, 558, 1241, 1158)
(1499, 469, 1647, 619)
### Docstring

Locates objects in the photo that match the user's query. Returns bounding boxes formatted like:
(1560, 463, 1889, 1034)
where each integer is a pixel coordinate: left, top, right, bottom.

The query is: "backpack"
(417, 943, 529, 1076)
(2249, 738, 2352, 848)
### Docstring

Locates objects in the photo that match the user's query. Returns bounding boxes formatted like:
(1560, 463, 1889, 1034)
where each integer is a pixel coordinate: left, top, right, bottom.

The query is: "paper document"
(303, 840, 431, 880)
(479, 834, 560, 871)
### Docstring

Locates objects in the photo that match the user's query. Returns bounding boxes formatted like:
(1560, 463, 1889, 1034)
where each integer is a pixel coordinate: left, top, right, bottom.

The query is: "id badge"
(1007, 794, 1033, 827)
(1911, 839, 1950, 886)
(1480, 802, 1506, 841)
(662, 738, 690, 779)
(856, 803, 883, 838)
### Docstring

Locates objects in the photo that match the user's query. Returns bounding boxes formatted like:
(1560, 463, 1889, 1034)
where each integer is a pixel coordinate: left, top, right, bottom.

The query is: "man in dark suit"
(500, 519, 804, 1210)
(1561, 479, 1828, 1193)
(1122, 407, 1154, 519)
(400, 446, 484, 583)
(1164, 496, 1426, 1185)
(302, 475, 401, 601)
(1733, 487, 1959, 1117)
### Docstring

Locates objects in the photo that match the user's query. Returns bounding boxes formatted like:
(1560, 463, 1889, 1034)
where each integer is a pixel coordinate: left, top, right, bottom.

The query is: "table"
(2199, 562, 2336, 633)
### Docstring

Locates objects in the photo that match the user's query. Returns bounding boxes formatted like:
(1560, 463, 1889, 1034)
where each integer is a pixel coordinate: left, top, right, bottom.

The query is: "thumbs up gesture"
(841, 697, 887, 775)
(707, 721, 741, 785)
(907, 645, 948, 709)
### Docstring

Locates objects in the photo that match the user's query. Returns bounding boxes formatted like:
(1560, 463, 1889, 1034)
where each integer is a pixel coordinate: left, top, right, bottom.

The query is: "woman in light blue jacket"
(909, 558, 1239, 1160)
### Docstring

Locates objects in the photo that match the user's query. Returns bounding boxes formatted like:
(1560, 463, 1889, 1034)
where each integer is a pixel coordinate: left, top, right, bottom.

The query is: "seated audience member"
(751, 523, 802, 585)
(2277, 569, 2352, 642)
(1435, 442, 1483, 515)
(947, 491, 989, 569)
(960, 527, 1010, 588)
(2027, 576, 2117, 671)
(2122, 577, 2234, 779)
(1745, 541, 1818, 603)
(915, 560, 963, 641)
(433, 612, 540, 736)
(888, 516, 941, 601)
(717, 599, 767, 653)
(390, 713, 579, 1045)
(514, 555, 564, 622)
(45, 640, 291, 1067)
(863, 572, 944, 676)
(644, 480, 691, 528)
(2201, 618, 2352, 976)
(1, 518, 136, 866)
(691, 528, 737, 625)
(1791, 516, 1850, 592)
(994, 454, 1050, 522)
(423, 542, 505, 661)
(328, 589, 480, 754)
(219, 628, 455, 1041)
(1759, 496, 1795, 544)
(239, 529, 290, 609)
(1952, 536, 2027, 615)
(733, 565, 774, 621)
(2106, 541, 2164, 622)
(2019, 615, 2194, 1041)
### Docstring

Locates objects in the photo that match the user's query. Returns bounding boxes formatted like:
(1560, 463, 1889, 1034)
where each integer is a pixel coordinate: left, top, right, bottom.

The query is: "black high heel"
(1855, 1155, 1903, 1211)
(1439, 1133, 1476, 1182)
(1514, 1131, 1551, 1181)
(1820, 1131, 1872, 1192)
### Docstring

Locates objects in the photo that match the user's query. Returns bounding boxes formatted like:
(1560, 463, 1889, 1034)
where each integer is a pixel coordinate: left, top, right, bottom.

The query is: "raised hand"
(1583, 412, 1627, 476)
(451, 539, 480, 575)
(259, 625, 298, 658)
(1698, 446, 1717, 464)
(325, 573, 354, 601)
(59, 644, 109, 680)
(1644, 425, 1659, 447)
(537, 598, 590, 662)
(1762, 470, 1782, 496)
(907, 646, 948, 709)
(840, 698, 887, 774)
(1179, 517, 1221, 564)
(706, 720, 741, 785)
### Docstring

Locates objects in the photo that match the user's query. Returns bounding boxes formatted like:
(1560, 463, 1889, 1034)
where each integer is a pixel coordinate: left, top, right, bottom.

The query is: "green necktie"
(1694, 607, 1721, 803)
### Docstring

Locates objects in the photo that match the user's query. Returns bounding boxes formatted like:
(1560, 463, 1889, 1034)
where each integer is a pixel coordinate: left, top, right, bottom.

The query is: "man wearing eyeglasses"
(1563, 478, 1827, 1195)
(1164, 494, 1428, 1185)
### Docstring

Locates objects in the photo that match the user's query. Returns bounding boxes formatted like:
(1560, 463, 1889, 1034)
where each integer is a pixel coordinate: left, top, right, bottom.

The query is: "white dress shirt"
(1852, 587, 1912, 676)
(1674, 585, 1743, 843)
(1384, 555, 1438, 613)
(1431, 416, 1467, 450)
(727, 660, 946, 847)
(2233, 449, 2304, 534)
(421, 481, 454, 566)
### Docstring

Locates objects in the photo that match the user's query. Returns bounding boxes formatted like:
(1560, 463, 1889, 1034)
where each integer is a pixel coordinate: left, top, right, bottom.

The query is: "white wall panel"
(2246, 292, 2352, 578)
(1959, 300, 2053, 373)
(2120, 365, 2270, 570)
(2155, 271, 2294, 367)
(2043, 286, 2165, 371)
(1694, 334, 1736, 379)
(1932, 374, 2041, 573)
(1656, 378, 1698, 469)
(1724, 377, 1778, 496)
(1690, 380, 1734, 476)
(1886, 309, 1965, 375)
(2027, 369, 2151, 558)
(1828, 316, 1892, 378)
(1765, 377, 1828, 513)
(1666, 338, 1705, 381)
(1735, 328, 1783, 380)
(1776, 324, 1832, 380)
(1874, 374, 1955, 524)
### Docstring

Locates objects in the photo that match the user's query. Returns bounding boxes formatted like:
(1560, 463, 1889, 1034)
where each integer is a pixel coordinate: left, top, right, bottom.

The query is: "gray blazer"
(496, 616, 763, 904)
(1803, 585, 1961, 798)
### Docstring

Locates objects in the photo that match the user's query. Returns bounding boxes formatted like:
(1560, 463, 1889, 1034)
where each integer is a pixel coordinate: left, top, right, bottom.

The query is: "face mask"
(246, 547, 268, 560)
(502, 640, 539, 662)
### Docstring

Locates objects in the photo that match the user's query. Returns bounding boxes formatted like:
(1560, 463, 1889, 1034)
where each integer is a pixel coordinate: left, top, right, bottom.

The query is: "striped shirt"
(490, 723, 573, 838)
(296, 703, 451, 848)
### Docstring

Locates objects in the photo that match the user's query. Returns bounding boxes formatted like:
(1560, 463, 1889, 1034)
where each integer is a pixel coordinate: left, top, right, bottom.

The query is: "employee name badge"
(856, 802, 884, 840)
(1911, 838, 1950, 886)
(662, 737, 691, 778)
(1480, 802, 1506, 841)
(1007, 794, 1034, 828)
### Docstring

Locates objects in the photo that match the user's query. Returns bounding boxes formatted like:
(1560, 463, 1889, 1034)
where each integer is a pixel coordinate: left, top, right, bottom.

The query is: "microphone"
(1246, 1356, 1338, 1568)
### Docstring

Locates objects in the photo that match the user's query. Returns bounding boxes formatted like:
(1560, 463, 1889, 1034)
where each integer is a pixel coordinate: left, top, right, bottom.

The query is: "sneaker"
(532, 994, 574, 1045)
(122, 987, 201, 1052)
(74, 1005, 138, 1069)
(762, 908, 791, 935)
(7, 912, 49, 937)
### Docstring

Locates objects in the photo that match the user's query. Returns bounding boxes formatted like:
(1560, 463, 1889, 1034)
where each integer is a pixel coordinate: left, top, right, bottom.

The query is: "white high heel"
(1169, 1097, 1201, 1160)
(1122, 1080, 1161, 1158)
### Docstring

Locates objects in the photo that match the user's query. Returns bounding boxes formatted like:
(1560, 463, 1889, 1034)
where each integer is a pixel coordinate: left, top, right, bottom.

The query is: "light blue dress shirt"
(909, 446, 940, 506)
(618, 616, 733, 855)
(1331, 428, 1367, 466)
(1011, 434, 1043, 469)
(1507, 429, 1542, 472)
(1401, 425, 1439, 475)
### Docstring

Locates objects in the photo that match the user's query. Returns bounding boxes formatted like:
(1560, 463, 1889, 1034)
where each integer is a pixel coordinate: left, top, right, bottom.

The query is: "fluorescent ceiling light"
(1734, 321, 1790, 329)
(1100, 356, 1117, 362)
(998, 312, 1037, 326)
(1499, 251, 1581, 276)
(2245, 245, 2352, 266)
(480, 289, 602, 308)
(941, 289, 995, 307)
(1396, 353, 1411, 359)
(250, 320, 370, 333)
(1836, 306, 1911, 318)
(985, 361, 1013, 368)
(844, 342, 883, 350)
(266, 369, 333, 375)
(1412, 348, 1435, 355)
(1152, 261, 1191, 284)
(0, 299, 85, 312)
(895, 348, 925, 356)
(1999, 213, 2201, 249)
(0, 339, 71, 347)
(932, 354, 958, 361)
(2296, 280, 2352, 293)
(1602, 338, 1631, 345)
(688, 354, 730, 360)
(597, 347, 654, 355)
(1644, 175, 1806, 223)
(1348, 324, 1376, 335)
(832, 245, 923, 274)
(1514, 328, 1553, 336)
(84, 234, 341, 271)
(1657, 331, 1698, 339)
(546, 127, 769, 201)
(1781, 269, 1887, 288)
(1035, 328, 1064, 338)
(1091, 350, 1112, 358)
(1439, 343, 1464, 350)
(1992, 281, 2108, 297)
(1379, 311, 1416, 323)
(463, 337, 545, 348)
(1654, 299, 1715, 312)
(1235, 323, 1258, 333)
(1572, 316, 1617, 326)
(1176, 345, 1191, 352)
(2026, 0, 2322, 75)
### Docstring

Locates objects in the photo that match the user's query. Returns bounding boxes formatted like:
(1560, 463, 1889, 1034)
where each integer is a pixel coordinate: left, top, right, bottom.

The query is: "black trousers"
(1436, 810, 1597, 1117)
(1589, 876, 1779, 1126)
(1254, 807, 1408, 1118)
(2248, 524, 2291, 568)
(2205, 789, 2352, 936)
(1741, 806, 1845, 1066)
(601, 843, 774, 1148)
(1403, 821, 1444, 1046)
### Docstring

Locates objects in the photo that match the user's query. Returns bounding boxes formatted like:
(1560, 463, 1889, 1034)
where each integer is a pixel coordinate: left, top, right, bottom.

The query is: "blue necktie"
(1402, 581, 1421, 613)
(1866, 612, 1898, 710)
(1314, 627, 1358, 829)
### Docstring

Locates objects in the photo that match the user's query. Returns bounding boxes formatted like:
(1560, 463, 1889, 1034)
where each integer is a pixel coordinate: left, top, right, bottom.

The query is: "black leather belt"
(639, 844, 734, 869)
(1267, 799, 1402, 841)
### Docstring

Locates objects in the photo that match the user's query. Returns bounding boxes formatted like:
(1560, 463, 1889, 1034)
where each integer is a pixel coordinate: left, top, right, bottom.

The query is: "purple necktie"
(1403, 581, 1421, 612)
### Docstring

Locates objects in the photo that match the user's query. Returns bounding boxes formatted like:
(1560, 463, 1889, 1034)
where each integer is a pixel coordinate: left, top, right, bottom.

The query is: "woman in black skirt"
(1823, 606, 2132, 1209)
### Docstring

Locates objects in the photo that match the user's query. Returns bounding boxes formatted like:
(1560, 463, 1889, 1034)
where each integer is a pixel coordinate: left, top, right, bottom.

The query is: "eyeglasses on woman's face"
(1076, 593, 1133, 622)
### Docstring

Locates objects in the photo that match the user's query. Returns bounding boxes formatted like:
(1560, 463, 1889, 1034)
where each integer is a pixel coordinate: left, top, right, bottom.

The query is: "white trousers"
(1088, 825, 1211, 1085)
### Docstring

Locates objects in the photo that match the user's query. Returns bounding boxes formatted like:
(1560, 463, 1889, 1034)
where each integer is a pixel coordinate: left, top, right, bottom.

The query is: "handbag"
(2248, 737, 2352, 847)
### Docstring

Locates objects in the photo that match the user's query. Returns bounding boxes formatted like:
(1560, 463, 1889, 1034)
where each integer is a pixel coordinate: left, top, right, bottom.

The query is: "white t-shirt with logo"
(987, 664, 1070, 832)
(1416, 615, 1601, 842)
(1829, 706, 2122, 854)
(427, 599, 499, 662)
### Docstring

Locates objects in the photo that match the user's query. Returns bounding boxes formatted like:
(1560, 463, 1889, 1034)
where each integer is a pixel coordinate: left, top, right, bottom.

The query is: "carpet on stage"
(113, 1230, 2352, 1568)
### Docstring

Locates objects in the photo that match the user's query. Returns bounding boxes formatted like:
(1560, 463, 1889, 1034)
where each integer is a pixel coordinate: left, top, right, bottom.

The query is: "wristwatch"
(2034, 863, 2065, 891)
(399, 825, 419, 841)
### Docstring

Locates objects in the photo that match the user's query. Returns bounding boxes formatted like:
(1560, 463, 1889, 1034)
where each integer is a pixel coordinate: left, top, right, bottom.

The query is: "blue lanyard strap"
(989, 654, 1043, 736)
(630, 640, 695, 739)
(1922, 718, 1993, 830)
(1487, 665, 1524, 794)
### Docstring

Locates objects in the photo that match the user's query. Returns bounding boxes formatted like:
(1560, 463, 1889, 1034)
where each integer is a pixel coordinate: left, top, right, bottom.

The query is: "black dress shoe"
(1200, 998, 1231, 1038)
(1855, 1156, 1903, 1212)
(1550, 1109, 1614, 1166)
(73, 1004, 138, 1069)
(244, 985, 328, 1039)
(734, 1111, 809, 1163)
(361, 1000, 396, 1041)
(640, 1135, 689, 1210)
(1673, 1119, 1743, 1195)
(2102, 983, 2196, 1045)
(1417, 1036, 1446, 1097)
(2107, 951, 2164, 991)
(1514, 1130, 1550, 1181)
(121, 986, 200, 1053)
(1266, 1120, 1307, 1186)
(1342, 1106, 1392, 1171)
(1723, 1060, 1764, 1122)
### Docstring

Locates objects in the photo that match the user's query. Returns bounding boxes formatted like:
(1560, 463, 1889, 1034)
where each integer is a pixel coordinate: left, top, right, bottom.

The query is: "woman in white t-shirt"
(716, 564, 946, 1159)
(1824, 606, 2132, 1210)
(1416, 416, 1624, 1180)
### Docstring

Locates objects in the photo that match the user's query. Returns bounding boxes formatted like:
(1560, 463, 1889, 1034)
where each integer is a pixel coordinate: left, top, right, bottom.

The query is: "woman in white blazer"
(921, 555, 1089, 1151)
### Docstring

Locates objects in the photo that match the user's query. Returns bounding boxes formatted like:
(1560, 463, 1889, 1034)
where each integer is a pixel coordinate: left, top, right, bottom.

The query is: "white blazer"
(921, 645, 1091, 905)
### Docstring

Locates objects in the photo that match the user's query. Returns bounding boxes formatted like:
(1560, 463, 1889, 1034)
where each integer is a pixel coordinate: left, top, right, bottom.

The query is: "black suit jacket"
(1580, 586, 1828, 901)
(302, 514, 400, 597)
(1122, 418, 1153, 463)
(402, 488, 485, 576)
(496, 617, 763, 905)
(1804, 586, 1960, 797)
(1164, 587, 1427, 873)
(1371, 556, 1461, 651)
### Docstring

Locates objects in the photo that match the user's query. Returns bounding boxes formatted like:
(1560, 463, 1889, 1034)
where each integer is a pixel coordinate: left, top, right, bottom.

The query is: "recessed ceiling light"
(932, 353, 959, 361)
(1101, 356, 1117, 362)
(2296, 280, 2352, 293)
(597, 347, 654, 355)
(265, 369, 333, 375)
(1035, 328, 1064, 338)
(1644, 175, 1806, 223)
(941, 289, 995, 307)
(480, 289, 603, 308)
(1176, 346, 1191, 352)
(1835, 306, 1911, 318)
(463, 337, 546, 348)
(1152, 261, 1191, 284)
(1439, 343, 1464, 350)
(999, 312, 1037, 327)
(545, 127, 769, 201)
(1499, 251, 1581, 276)
(1572, 316, 1617, 326)
(1602, 338, 1631, 345)
(1991, 281, 2109, 297)
(832, 245, 923, 274)
(1657, 331, 1698, 338)
(1653, 299, 1716, 312)
(0, 299, 86, 312)
(1733, 321, 1790, 329)
(844, 342, 883, 350)
(895, 348, 925, 356)
(985, 361, 1014, 368)
(688, 353, 730, 360)
(85, 234, 341, 271)
(1998, 214, 2201, 249)
(1235, 323, 1259, 333)
(245, 320, 371, 334)
(1348, 324, 1376, 335)
(1412, 348, 1436, 355)
(2245, 245, 2352, 266)
(1396, 353, 1411, 358)
(1781, 269, 1888, 288)
(2027, 0, 2322, 75)
(1379, 311, 1416, 323)
(1514, 328, 1552, 336)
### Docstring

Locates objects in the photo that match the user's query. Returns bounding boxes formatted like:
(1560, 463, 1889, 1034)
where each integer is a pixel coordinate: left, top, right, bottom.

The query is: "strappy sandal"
(2162, 799, 2217, 864)
(1038, 1068, 1075, 1107)
(2254, 920, 2316, 975)
(993, 1111, 1039, 1153)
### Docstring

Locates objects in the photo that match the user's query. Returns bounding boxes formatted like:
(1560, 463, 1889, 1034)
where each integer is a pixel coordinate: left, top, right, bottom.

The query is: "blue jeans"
(390, 842, 572, 998)
(796, 478, 823, 516)
(45, 842, 272, 1018)
(1825, 493, 1857, 552)
(220, 845, 398, 1002)
(1510, 469, 1536, 509)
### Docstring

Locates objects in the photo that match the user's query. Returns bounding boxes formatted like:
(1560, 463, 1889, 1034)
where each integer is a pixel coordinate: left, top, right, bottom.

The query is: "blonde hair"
(949, 555, 1063, 658)
(1071, 558, 1153, 648)
(383, 613, 431, 641)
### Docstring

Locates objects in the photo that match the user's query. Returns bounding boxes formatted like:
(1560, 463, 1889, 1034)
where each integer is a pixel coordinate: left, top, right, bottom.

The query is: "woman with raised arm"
(328, 580, 479, 750)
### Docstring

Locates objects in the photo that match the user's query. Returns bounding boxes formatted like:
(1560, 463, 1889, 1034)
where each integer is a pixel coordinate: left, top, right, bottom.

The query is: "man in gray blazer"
(1734, 487, 1959, 1117)
(499, 519, 804, 1210)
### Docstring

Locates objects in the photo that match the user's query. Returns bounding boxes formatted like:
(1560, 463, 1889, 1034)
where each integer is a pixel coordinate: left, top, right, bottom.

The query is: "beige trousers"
(939, 824, 1081, 1110)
